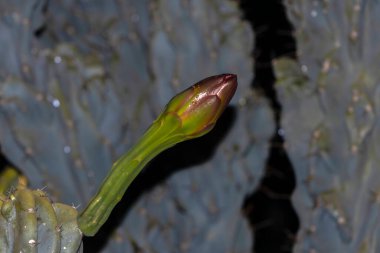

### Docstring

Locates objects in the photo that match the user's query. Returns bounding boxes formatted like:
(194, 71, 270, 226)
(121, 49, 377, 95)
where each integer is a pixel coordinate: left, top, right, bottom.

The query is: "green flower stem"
(78, 74, 237, 236)
(78, 113, 185, 236)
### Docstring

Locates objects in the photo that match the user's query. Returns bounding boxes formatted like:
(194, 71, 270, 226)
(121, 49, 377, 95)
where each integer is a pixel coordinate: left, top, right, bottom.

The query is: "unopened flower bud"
(162, 74, 237, 138)
(79, 74, 237, 236)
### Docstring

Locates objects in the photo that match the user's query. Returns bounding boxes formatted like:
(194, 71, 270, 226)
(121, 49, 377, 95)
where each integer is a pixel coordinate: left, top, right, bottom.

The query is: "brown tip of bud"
(162, 73, 238, 138)
(194, 73, 237, 112)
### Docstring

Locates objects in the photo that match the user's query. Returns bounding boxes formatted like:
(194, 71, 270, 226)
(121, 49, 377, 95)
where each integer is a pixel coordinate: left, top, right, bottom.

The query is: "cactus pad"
(0, 186, 82, 253)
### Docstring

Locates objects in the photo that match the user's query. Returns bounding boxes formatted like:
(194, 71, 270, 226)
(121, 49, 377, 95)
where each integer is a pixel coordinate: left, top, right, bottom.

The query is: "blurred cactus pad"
(275, 0, 380, 252)
(0, 0, 275, 252)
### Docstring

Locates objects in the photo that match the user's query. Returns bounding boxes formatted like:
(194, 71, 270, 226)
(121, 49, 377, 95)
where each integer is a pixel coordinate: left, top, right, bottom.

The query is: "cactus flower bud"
(79, 74, 237, 236)
(162, 74, 237, 138)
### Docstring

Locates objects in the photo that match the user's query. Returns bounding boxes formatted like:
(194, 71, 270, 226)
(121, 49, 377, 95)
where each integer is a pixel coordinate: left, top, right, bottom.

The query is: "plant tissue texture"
(0, 186, 83, 253)
(0, 0, 274, 252)
(275, 1, 380, 252)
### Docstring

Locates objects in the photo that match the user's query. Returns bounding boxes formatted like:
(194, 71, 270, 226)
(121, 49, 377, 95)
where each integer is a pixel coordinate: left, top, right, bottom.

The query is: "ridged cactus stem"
(0, 185, 82, 253)
(78, 74, 237, 236)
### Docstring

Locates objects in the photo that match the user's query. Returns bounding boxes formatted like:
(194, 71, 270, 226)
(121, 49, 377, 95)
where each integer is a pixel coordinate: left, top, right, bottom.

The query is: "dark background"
(239, 0, 299, 252)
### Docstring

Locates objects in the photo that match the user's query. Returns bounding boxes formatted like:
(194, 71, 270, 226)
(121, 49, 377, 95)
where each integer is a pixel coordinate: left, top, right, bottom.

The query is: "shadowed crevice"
(239, 0, 299, 252)
(240, 0, 296, 128)
(242, 133, 299, 253)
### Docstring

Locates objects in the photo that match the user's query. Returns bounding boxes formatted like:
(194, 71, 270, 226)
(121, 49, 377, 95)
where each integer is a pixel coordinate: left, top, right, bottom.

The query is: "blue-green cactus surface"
(0, 0, 274, 252)
(275, 0, 380, 252)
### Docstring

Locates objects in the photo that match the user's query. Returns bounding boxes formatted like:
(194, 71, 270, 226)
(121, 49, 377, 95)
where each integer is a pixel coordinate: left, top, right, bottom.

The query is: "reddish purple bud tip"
(162, 74, 238, 138)
(197, 73, 237, 106)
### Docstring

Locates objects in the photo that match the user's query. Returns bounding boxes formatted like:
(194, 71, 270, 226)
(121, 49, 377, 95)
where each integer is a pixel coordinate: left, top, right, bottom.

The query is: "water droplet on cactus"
(64, 146, 71, 154)
(301, 64, 308, 73)
(28, 239, 36, 245)
(310, 10, 318, 18)
(51, 99, 60, 108)
(54, 56, 62, 64)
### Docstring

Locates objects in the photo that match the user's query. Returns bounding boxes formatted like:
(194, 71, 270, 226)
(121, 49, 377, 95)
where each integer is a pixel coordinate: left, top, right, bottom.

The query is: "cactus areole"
(78, 74, 238, 236)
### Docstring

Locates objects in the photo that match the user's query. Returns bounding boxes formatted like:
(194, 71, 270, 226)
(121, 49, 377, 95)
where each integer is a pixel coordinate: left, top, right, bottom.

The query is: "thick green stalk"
(78, 113, 185, 236)
(78, 74, 237, 236)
